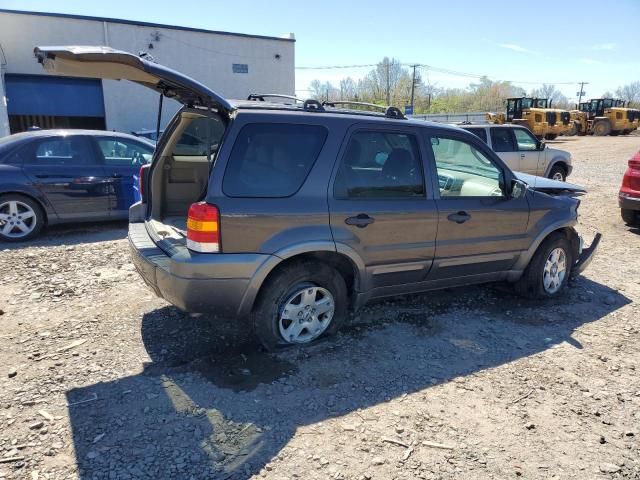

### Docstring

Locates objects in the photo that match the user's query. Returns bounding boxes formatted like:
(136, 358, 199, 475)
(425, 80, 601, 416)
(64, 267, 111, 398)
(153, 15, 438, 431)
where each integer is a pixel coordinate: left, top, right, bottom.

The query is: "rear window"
(223, 123, 327, 198)
(466, 128, 487, 143)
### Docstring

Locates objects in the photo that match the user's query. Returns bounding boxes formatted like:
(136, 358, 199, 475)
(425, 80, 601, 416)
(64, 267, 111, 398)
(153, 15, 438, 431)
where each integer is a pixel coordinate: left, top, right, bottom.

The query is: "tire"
(548, 164, 567, 182)
(515, 232, 573, 299)
(593, 120, 611, 136)
(251, 261, 348, 351)
(621, 208, 640, 226)
(565, 122, 578, 136)
(544, 134, 558, 140)
(0, 194, 45, 242)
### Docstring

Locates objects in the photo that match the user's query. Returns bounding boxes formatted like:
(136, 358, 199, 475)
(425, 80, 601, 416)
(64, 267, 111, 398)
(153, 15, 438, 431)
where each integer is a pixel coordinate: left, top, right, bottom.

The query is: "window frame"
(331, 126, 427, 201)
(424, 130, 510, 200)
(221, 122, 329, 199)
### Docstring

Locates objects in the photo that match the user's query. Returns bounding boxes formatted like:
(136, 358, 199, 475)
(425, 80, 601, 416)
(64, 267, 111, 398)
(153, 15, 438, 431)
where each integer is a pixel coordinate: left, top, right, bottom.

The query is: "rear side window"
(25, 137, 96, 165)
(172, 117, 225, 159)
(466, 128, 487, 143)
(490, 128, 515, 152)
(223, 123, 327, 198)
(334, 131, 424, 199)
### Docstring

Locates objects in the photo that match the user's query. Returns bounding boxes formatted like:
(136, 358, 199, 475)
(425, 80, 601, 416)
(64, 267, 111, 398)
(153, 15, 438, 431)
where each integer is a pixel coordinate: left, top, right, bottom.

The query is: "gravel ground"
(1, 134, 639, 480)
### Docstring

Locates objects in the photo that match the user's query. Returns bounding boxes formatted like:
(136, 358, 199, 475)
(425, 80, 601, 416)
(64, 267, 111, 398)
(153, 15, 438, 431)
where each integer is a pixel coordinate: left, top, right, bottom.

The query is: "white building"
(0, 9, 295, 137)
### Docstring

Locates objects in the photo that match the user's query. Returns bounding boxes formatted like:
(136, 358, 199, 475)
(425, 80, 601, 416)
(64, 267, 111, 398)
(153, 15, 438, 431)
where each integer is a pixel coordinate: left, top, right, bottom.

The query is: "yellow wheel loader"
(486, 97, 572, 140)
(587, 98, 637, 136)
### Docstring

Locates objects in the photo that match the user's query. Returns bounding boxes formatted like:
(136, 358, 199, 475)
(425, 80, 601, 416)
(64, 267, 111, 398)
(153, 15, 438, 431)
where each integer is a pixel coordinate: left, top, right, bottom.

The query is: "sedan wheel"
(0, 200, 38, 240)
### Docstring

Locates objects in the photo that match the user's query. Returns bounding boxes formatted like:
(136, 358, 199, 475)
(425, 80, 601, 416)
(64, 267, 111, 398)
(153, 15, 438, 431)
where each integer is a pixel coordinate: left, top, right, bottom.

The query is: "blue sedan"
(0, 129, 154, 241)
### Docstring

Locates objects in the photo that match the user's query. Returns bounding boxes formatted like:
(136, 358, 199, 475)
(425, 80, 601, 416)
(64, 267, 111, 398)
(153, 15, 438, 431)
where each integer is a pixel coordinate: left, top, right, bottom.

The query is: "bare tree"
(616, 81, 640, 107)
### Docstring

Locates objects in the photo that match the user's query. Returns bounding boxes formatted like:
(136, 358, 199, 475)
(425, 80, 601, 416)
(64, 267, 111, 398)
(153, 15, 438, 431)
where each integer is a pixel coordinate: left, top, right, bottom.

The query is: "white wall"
(0, 11, 295, 134)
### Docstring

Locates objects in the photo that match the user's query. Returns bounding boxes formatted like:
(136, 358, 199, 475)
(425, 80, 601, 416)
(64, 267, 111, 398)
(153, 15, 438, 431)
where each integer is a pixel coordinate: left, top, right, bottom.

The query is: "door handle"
(345, 213, 375, 228)
(447, 211, 471, 224)
(520, 153, 526, 158)
(110, 173, 123, 178)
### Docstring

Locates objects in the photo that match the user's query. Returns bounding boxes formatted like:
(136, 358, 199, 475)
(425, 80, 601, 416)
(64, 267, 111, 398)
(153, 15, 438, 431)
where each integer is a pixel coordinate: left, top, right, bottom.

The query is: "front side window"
(430, 136, 503, 198)
(97, 138, 153, 166)
(223, 123, 327, 198)
(513, 128, 537, 151)
(490, 128, 515, 153)
(26, 137, 95, 165)
(334, 130, 424, 199)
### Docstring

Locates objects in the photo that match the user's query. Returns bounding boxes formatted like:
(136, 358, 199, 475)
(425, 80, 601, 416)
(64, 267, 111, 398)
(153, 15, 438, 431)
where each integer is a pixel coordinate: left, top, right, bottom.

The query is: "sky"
(2, 0, 640, 102)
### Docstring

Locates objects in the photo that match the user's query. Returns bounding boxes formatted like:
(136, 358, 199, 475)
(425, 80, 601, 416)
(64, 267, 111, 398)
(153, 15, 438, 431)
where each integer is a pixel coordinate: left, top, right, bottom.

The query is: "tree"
(616, 81, 640, 107)
(530, 84, 569, 108)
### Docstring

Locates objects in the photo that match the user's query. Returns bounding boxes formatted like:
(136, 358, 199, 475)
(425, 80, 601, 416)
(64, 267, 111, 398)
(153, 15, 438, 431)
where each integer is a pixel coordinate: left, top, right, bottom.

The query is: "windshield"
(521, 98, 534, 109)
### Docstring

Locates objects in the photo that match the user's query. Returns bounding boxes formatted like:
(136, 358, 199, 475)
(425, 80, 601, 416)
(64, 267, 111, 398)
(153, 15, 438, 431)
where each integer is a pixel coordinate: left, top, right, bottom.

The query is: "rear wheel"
(621, 208, 640, 226)
(515, 232, 573, 299)
(252, 261, 348, 351)
(548, 164, 567, 182)
(593, 120, 611, 136)
(0, 194, 45, 242)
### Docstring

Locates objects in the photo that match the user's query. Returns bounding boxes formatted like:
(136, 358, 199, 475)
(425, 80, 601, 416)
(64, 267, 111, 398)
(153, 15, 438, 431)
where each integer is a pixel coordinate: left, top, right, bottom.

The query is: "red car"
(619, 151, 640, 225)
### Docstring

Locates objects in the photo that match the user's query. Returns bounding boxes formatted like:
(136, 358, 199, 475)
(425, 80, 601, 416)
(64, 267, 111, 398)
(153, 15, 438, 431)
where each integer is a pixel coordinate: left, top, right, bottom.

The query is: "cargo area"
(146, 111, 226, 241)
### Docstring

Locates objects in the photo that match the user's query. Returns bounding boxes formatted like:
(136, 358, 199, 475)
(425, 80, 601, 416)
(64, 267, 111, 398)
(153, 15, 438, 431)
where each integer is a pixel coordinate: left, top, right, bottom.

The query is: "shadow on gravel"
(65, 277, 630, 479)
(1, 221, 127, 250)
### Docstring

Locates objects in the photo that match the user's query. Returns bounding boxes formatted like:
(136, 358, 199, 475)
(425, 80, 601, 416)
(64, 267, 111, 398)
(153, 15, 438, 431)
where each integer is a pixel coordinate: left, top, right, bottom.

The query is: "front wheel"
(593, 120, 611, 136)
(0, 194, 45, 242)
(252, 261, 348, 351)
(548, 165, 567, 182)
(515, 232, 573, 299)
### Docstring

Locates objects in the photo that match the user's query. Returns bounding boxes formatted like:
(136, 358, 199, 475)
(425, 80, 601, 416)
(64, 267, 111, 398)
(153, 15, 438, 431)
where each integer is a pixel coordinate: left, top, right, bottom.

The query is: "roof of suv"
(230, 99, 466, 132)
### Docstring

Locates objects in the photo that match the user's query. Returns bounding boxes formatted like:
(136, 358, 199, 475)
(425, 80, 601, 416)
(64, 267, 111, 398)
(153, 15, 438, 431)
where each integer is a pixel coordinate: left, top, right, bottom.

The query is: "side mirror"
(537, 140, 546, 151)
(510, 179, 527, 199)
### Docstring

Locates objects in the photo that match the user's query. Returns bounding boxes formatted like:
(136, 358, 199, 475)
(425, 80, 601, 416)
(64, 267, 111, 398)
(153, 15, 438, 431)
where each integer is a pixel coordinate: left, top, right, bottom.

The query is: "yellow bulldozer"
(568, 99, 639, 136)
(486, 97, 572, 140)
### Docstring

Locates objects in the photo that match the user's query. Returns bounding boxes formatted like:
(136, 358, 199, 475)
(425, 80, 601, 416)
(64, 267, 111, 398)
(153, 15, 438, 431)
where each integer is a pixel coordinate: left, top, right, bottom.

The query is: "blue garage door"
(5, 74, 105, 117)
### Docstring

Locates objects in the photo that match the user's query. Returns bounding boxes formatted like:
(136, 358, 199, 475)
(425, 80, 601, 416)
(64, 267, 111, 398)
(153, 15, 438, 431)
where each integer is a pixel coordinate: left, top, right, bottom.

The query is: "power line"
(296, 61, 584, 86)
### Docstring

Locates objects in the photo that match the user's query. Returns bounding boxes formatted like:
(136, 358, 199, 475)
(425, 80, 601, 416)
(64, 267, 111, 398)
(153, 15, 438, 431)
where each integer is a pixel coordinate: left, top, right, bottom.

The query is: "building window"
(232, 63, 249, 74)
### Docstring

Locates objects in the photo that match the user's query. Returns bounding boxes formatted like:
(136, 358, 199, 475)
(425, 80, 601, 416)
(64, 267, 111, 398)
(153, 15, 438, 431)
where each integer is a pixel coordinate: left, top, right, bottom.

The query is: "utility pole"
(577, 82, 589, 107)
(385, 59, 390, 106)
(410, 64, 418, 109)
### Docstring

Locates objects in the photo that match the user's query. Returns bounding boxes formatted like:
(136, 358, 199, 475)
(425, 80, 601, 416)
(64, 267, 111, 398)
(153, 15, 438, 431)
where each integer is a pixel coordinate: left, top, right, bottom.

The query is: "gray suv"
(36, 46, 600, 350)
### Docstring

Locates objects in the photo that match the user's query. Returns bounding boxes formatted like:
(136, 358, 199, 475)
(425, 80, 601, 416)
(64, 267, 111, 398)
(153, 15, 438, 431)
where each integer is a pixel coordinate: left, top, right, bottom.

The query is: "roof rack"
(247, 93, 304, 103)
(322, 101, 406, 120)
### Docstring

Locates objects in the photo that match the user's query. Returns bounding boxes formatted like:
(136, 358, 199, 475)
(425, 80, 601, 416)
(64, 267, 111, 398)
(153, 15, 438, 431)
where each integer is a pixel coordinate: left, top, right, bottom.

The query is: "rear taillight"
(621, 153, 640, 196)
(187, 202, 220, 253)
(138, 164, 150, 203)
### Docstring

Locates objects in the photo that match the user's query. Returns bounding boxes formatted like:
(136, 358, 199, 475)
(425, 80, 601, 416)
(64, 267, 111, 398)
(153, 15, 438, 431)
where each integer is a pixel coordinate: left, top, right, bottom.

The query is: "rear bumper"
(128, 222, 273, 316)
(572, 232, 601, 277)
(618, 193, 640, 211)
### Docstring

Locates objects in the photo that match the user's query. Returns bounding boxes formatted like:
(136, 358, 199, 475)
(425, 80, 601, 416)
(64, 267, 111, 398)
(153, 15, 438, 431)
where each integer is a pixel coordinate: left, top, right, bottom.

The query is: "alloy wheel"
(278, 285, 335, 344)
(0, 200, 37, 239)
(543, 247, 567, 294)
